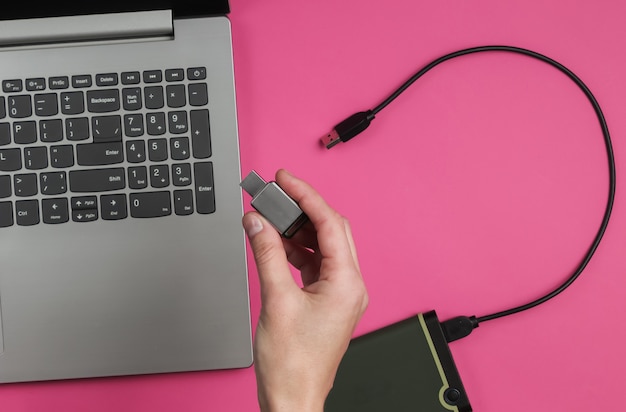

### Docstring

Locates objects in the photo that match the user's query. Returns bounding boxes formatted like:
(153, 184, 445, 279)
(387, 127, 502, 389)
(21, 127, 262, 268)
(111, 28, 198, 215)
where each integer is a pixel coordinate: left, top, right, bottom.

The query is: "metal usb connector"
(240, 170, 309, 238)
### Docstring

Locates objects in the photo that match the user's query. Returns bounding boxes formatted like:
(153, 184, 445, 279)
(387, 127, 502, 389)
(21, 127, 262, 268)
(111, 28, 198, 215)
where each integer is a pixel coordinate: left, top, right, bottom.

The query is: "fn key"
(194, 162, 215, 214)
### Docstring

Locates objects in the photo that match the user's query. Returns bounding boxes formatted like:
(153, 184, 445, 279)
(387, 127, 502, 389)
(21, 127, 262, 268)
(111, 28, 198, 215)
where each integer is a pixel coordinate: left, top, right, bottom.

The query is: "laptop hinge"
(0, 10, 173, 48)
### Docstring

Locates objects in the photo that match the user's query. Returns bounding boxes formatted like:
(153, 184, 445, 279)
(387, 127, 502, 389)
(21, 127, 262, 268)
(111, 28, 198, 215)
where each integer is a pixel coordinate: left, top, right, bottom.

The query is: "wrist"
(258, 383, 328, 412)
(259, 394, 325, 412)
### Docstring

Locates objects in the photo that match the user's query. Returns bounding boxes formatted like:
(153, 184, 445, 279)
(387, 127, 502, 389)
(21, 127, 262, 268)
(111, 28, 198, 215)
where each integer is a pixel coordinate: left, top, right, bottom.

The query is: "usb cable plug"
(321, 110, 375, 149)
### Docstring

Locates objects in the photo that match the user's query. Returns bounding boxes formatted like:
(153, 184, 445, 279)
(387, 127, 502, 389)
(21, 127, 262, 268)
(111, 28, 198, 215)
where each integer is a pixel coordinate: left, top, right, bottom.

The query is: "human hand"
(242, 169, 368, 412)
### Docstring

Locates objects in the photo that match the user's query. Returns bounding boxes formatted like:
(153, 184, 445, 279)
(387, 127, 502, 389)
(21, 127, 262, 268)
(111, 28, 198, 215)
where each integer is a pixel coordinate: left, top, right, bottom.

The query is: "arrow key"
(71, 195, 97, 210)
(72, 208, 98, 222)
(100, 194, 127, 220)
(42, 198, 69, 224)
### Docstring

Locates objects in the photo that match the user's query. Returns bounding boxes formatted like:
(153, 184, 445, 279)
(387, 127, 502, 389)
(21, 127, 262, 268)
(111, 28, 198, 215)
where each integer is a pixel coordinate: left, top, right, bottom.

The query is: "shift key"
(70, 168, 125, 192)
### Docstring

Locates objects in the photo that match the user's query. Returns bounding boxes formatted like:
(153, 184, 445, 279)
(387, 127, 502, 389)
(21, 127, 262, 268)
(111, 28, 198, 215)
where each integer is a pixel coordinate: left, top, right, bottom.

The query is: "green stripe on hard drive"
(418, 313, 459, 412)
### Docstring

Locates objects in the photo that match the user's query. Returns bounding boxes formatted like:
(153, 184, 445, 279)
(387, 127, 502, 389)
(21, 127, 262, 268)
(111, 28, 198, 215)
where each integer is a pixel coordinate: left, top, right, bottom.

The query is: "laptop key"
(15, 200, 39, 226)
(24, 147, 48, 170)
(70, 196, 98, 222)
(87, 90, 120, 113)
(92, 115, 122, 142)
(71, 196, 97, 210)
(70, 196, 99, 222)
(128, 166, 148, 189)
(187, 67, 207, 80)
(14, 173, 38, 197)
(13, 121, 37, 144)
(148, 138, 167, 161)
(126, 140, 146, 163)
(49, 76, 69, 90)
(40, 171, 67, 195)
(0, 148, 22, 171)
(166, 84, 186, 108)
(101, 194, 127, 220)
(165, 69, 184, 82)
(70, 196, 98, 210)
(145, 86, 164, 109)
(0, 175, 11, 198)
(50, 145, 74, 168)
(174, 189, 194, 216)
(72, 208, 98, 223)
(61, 91, 85, 115)
(190, 109, 211, 158)
(130, 191, 171, 218)
(170, 137, 190, 160)
(72, 75, 92, 88)
(194, 162, 215, 214)
(146, 112, 166, 135)
(8, 95, 31, 118)
(122, 88, 142, 111)
(42, 198, 69, 224)
(0, 123, 9, 145)
(143, 70, 162, 83)
(121, 71, 140, 85)
(3, 80, 22, 93)
(124, 114, 144, 137)
(69, 168, 125, 192)
(96, 73, 118, 87)
(77, 142, 123, 166)
(40, 119, 63, 142)
(188, 83, 208, 106)
(150, 165, 169, 188)
(0, 201, 14, 227)
(168, 111, 188, 134)
(26, 78, 46, 91)
(172, 163, 192, 186)
(34, 93, 58, 116)
(66, 117, 90, 141)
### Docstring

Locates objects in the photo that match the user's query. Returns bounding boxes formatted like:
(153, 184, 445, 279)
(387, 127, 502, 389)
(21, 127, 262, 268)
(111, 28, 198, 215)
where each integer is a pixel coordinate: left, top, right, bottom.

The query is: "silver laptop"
(0, 1, 252, 383)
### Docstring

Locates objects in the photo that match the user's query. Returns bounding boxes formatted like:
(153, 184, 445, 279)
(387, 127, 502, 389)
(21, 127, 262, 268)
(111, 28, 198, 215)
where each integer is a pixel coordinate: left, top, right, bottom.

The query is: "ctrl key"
(15, 200, 39, 226)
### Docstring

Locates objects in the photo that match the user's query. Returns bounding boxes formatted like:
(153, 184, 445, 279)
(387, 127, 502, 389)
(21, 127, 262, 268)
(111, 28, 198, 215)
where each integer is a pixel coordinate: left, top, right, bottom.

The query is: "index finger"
(275, 169, 352, 261)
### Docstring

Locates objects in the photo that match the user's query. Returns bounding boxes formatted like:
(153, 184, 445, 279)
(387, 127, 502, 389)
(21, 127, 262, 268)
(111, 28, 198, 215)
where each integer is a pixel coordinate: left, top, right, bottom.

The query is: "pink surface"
(2, 1, 626, 411)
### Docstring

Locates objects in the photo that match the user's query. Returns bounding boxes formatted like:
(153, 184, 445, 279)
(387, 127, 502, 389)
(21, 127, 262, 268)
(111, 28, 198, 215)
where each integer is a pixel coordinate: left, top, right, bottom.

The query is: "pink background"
(2, 0, 626, 410)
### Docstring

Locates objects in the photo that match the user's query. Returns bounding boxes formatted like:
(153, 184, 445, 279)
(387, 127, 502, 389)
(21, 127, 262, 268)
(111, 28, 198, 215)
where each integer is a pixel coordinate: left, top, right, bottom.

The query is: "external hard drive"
(325, 311, 472, 411)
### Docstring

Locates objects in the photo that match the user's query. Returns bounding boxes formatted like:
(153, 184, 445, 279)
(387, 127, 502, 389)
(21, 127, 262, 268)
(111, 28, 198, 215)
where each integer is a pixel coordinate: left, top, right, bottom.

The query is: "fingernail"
(279, 169, 293, 178)
(243, 214, 263, 238)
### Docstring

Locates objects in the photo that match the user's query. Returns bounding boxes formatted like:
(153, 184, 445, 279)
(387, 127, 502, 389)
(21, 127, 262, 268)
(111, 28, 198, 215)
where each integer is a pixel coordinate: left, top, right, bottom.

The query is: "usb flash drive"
(240, 170, 309, 238)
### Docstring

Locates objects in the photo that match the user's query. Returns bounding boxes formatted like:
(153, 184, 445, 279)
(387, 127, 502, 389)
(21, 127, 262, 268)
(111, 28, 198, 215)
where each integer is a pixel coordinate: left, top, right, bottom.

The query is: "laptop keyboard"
(0, 68, 215, 227)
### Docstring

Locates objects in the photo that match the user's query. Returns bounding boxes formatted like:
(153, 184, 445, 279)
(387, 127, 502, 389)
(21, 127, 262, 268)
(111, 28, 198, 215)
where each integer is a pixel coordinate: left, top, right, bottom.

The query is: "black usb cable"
(322, 45, 616, 342)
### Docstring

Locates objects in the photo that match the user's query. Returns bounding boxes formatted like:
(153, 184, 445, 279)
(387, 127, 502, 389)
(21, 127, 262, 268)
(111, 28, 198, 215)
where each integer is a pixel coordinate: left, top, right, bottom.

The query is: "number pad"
(146, 112, 166, 135)
(126, 140, 146, 163)
(128, 166, 148, 189)
(124, 114, 144, 137)
(168, 111, 188, 134)
(172, 163, 192, 186)
(150, 165, 169, 188)
(170, 137, 190, 160)
(148, 138, 167, 161)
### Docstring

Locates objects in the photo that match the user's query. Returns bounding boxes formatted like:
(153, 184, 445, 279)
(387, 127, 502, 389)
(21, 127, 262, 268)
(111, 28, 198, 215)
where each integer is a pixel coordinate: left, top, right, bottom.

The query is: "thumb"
(242, 212, 297, 299)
